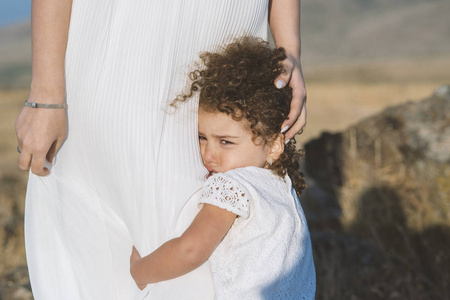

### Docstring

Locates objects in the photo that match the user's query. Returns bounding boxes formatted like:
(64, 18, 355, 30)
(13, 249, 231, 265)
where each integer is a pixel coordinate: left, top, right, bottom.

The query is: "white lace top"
(199, 167, 316, 300)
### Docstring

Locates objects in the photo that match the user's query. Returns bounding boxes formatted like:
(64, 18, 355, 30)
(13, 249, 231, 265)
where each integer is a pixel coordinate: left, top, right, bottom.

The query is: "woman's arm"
(130, 204, 236, 289)
(269, 0, 307, 140)
(15, 0, 72, 176)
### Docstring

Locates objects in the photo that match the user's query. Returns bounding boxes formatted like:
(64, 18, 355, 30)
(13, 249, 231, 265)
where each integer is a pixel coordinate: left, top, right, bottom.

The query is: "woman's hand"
(16, 0, 73, 176)
(130, 246, 147, 290)
(17, 0, 73, 176)
(15, 106, 67, 176)
(269, 0, 305, 141)
(274, 53, 307, 141)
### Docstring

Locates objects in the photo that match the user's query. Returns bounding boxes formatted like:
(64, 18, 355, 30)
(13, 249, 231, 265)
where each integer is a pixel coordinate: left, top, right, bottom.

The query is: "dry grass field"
(0, 90, 28, 171)
(299, 57, 450, 143)
(303, 81, 441, 143)
(1, 57, 448, 283)
(0, 89, 28, 273)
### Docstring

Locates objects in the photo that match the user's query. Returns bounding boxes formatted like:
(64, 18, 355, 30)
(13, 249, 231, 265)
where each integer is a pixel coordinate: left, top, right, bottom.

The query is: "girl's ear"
(268, 133, 285, 162)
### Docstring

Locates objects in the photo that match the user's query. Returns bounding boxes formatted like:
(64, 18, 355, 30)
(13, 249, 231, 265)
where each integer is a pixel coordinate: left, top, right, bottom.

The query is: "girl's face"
(198, 109, 272, 177)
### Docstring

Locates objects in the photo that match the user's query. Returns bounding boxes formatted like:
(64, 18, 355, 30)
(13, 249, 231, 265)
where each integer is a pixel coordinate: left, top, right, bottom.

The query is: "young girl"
(130, 37, 316, 299)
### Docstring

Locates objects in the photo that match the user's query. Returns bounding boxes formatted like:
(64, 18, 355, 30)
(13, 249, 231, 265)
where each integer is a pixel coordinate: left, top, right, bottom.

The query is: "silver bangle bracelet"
(24, 100, 67, 109)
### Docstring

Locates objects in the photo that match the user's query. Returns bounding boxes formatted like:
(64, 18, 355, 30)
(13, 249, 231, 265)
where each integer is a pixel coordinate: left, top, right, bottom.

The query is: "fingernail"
(276, 79, 284, 89)
(281, 126, 290, 133)
(52, 156, 57, 166)
(44, 160, 52, 173)
(285, 139, 291, 145)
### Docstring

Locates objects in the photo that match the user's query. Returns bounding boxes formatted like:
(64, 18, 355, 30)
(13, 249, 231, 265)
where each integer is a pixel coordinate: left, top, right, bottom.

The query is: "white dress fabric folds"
(24, 1, 269, 299)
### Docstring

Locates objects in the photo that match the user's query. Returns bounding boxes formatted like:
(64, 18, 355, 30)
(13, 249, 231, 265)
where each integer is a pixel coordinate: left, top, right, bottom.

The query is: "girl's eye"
(199, 135, 207, 141)
(220, 140, 233, 145)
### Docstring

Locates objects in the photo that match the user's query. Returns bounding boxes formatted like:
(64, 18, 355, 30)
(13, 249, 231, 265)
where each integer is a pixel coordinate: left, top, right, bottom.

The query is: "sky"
(0, 0, 31, 28)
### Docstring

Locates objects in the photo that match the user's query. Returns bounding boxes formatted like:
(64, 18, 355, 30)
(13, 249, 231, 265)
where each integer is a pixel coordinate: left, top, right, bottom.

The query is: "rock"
(433, 85, 450, 98)
(302, 89, 450, 299)
(303, 90, 450, 231)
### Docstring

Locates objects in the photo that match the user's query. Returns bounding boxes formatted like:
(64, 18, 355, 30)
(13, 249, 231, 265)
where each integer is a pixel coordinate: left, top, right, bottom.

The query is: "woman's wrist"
(279, 44, 301, 60)
(29, 84, 65, 104)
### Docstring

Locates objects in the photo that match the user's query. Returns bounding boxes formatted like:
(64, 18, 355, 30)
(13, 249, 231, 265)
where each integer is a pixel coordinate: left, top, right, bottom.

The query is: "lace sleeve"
(199, 173, 250, 219)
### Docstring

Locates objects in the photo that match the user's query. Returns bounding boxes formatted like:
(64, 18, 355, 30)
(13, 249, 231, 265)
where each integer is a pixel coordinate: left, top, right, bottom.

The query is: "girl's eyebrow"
(213, 134, 239, 139)
(198, 131, 240, 139)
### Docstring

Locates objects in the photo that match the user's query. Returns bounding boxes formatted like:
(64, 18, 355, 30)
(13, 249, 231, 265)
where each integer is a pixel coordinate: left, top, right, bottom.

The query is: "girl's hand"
(130, 246, 147, 290)
(274, 53, 307, 141)
(15, 105, 67, 176)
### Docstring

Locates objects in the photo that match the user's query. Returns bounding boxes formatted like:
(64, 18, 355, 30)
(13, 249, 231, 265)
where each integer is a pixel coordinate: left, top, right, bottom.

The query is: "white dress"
(24, 1, 269, 299)
(198, 167, 316, 299)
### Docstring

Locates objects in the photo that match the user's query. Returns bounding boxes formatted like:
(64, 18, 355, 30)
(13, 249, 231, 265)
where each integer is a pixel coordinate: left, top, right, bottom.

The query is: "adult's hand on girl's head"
(15, 106, 67, 176)
(274, 53, 307, 141)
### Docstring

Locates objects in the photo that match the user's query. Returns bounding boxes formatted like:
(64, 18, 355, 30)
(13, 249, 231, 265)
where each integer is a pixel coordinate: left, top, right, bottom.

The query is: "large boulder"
(304, 86, 450, 231)
(303, 86, 450, 299)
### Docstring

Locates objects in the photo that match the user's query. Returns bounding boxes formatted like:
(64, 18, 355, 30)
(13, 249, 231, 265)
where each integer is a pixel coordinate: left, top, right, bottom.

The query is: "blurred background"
(0, 0, 449, 299)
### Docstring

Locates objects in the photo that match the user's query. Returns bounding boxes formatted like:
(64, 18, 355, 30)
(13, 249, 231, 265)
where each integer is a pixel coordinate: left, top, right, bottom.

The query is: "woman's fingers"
(274, 57, 294, 89)
(283, 80, 307, 140)
(18, 149, 32, 171)
(46, 139, 62, 166)
(18, 143, 50, 176)
(19, 138, 53, 176)
(285, 104, 307, 141)
(18, 136, 57, 175)
(15, 107, 67, 176)
(30, 155, 50, 176)
(276, 55, 307, 140)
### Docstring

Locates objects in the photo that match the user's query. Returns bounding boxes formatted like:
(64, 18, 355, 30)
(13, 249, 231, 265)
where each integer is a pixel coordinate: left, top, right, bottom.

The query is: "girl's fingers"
(131, 246, 142, 262)
(130, 246, 146, 290)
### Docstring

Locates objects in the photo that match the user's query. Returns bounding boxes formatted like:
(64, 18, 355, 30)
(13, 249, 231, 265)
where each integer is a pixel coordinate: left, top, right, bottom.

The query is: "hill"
(301, 0, 450, 63)
(0, 21, 31, 88)
(1, 0, 450, 88)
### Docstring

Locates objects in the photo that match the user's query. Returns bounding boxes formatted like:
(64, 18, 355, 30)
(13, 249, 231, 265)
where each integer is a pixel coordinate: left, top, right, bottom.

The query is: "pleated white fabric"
(24, 1, 269, 299)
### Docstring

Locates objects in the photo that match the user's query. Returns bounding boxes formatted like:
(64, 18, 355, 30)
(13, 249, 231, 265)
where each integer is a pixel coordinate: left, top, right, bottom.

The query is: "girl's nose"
(202, 143, 216, 164)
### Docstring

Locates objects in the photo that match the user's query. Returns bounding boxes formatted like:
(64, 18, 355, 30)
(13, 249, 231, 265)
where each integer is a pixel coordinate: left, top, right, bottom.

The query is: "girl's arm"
(15, 0, 72, 176)
(269, 0, 307, 140)
(130, 204, 237, 288)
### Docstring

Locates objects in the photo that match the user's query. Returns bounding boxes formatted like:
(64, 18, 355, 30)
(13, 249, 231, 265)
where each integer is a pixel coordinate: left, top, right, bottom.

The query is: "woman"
(15, 0, 307, 299)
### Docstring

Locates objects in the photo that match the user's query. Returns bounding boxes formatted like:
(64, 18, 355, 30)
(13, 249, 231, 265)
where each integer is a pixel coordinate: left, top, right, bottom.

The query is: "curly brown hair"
(174, 36, 306, 196)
